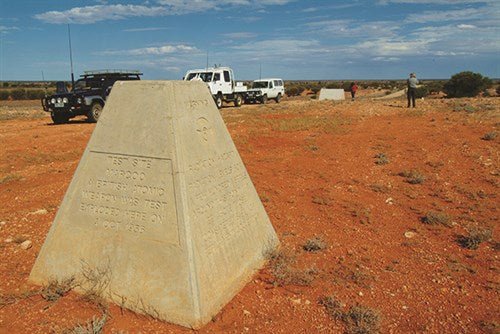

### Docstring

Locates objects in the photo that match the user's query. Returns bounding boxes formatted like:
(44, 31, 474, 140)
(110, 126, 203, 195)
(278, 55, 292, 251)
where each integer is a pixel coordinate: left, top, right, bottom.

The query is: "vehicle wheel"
(234, 94, 242, 107)
(261, 94, 268, 104)
(215, 94, 223, 109)
(50, 112, 69, 124)
(87, 102, 103, 123)
(275, 93, 282, 103)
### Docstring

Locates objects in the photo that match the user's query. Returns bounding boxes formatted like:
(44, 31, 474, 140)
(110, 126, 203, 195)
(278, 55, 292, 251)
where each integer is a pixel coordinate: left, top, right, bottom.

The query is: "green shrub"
(443, 71, 493, 98)
(421, 211, 452, 227)
(425, 81, 445, 94)
(26, 89, 46, 99)
(2, 82, 9, 88)
(10, 88, 27, 100)
(0, 91, 9, 100)
(415, 86, 429, 98)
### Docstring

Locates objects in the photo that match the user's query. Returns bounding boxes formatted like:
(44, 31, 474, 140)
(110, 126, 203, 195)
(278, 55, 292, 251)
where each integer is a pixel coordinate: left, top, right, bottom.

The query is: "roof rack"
(81, 69, 143, 76)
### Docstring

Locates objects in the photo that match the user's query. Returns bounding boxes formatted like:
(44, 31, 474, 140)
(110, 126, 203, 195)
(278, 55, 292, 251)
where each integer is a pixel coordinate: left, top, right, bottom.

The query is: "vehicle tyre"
(87, 102, 103, 123)
(275, 93, 282, 103)
(234, 94, 243, 107)
(261, 94, 268, 104)
(50, 112, 69, 124)
(215, 94, 223, 109)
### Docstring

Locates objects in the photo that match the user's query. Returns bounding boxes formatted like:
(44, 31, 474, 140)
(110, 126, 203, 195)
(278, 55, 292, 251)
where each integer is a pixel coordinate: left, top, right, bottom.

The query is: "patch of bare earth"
(0, 96, 498, 333)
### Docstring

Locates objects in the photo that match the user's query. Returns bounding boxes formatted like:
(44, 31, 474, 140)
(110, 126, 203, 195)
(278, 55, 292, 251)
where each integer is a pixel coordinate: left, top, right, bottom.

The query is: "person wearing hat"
(407, 73, 419, 108)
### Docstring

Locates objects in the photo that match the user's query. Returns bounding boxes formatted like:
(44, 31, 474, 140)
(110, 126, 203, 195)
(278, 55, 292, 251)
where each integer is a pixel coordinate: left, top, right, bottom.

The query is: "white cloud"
(97, 44, 199, 56)
(34, 5, 169, 24)
(34, 1, 296, 24)
(306, 19, 399, 38)
(123, 27, 170, 32)
(222, 32, 257, 39)
(0, 26, 19, 34)
(406, 7, 488, 23)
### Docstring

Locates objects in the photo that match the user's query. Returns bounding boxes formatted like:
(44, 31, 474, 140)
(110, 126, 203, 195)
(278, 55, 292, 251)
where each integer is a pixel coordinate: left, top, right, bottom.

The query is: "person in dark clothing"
(350, 82, 358, 101)
(407, 73, 418, 108)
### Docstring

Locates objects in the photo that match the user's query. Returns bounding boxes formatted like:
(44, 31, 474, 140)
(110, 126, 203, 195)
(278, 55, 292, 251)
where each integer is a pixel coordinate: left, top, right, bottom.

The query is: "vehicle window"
(199, 72, 213, 82)
(223, 71, 230, 82)
(214, 73, 221, 81)
(186, 73, 197, 80)
(274, 80, 282, 87)
(268, 81, 273, 88)
(252, 81, 267, 89)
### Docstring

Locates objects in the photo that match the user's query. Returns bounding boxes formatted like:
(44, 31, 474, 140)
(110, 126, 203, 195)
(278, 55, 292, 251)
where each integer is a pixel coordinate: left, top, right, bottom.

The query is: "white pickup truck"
(183, 66, 247, 108)
(245, 78, 285, 104)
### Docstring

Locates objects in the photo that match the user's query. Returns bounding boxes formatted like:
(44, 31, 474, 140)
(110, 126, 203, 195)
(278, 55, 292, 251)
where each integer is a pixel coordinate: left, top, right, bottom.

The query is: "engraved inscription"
(70, 152, 179, 245)
(188, 151, 254, 257)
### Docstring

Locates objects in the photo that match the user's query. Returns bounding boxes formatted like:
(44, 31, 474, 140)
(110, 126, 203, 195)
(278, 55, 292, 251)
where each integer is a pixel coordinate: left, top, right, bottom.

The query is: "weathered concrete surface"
(318, 88, 346, 101)
(29, 81, 279, 329)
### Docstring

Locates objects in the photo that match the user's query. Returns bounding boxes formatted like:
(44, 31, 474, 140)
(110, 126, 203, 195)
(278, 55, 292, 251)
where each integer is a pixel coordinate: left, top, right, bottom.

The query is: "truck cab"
(184, 66, 246, 108)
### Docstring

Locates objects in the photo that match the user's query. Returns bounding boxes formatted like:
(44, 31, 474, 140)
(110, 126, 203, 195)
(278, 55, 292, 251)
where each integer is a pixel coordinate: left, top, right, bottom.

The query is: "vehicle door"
(268, 81, 277, 98)
(221, 70, 233, 95)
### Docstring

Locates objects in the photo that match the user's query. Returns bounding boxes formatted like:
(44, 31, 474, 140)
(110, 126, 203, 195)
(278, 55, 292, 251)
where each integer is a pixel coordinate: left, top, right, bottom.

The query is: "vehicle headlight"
(63, 97, 68, 104)
(57, 97, 62, 103)
(50, 98, 56, 104)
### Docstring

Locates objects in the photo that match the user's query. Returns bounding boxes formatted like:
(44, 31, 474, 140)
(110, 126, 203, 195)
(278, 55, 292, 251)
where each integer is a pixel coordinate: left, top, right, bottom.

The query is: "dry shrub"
(482, 132, 497, 141)
(12, 234, 29, 244)
(64, 314, 107, 334)
(266, 249, 317, 286)
(312, 196, 331, 206)
(399, 170, 425, 184)
(41, 277, 76, 302)
(421, 211, 452, 227)
(457, 228, 492, 250)
(303, 236, 327, 252)
(374, 153, 389, 165)
(343, 305, 381, 334)
(320, 295, 381, 334)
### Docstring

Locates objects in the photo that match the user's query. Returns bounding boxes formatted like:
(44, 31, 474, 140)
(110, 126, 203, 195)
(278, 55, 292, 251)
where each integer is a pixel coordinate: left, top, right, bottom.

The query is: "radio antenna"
(67, 24, 75, 89)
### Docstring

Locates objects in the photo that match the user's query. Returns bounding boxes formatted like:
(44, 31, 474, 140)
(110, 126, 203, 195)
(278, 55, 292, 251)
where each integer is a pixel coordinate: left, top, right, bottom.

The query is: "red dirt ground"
(0, 95, 498, 333)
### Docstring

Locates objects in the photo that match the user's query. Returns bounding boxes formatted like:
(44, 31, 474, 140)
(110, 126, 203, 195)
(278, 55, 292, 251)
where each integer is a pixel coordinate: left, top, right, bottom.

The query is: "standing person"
(407, 73, 418, 108)
(350, 82, 358, 101)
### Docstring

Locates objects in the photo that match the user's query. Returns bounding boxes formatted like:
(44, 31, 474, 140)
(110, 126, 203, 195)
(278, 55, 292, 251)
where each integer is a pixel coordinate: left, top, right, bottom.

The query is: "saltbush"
(0, 91, 9, 100)
(10, 88, 27, 100)
(443, 71, 492, 98)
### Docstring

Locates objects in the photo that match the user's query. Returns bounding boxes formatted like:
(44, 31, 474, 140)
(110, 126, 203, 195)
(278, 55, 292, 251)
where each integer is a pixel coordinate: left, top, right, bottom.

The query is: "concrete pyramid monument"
(30, 81, 279, 328)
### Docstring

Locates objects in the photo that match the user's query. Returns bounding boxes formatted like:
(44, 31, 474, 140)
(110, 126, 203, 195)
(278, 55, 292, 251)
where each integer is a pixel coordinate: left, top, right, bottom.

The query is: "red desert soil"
(0, 96, 498, 333)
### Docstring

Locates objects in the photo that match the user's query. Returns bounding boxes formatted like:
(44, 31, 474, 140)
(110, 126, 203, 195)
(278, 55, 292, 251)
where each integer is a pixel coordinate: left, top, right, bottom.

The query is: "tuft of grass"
(369, 184, 389, 193)
(319, 295, 344, 319)
(320, 295, 381, 334)
(457, 228, 492, 250)
(41, 277, 76, 302)
(0, 173, 22, 184)
(399, 170, 425, 184)
(421, 211, 452, 227)
(343, 305, 381, 334)
(303, 236, 327, 252)
(374, 153, 389, 165)
(351, 207, 372, 225)
(312, 196, 331, 206)
(266, 249, 317, 286)
(65, 314, 107, 334)
(479, 320, 499, 334)
(482, 132, 497, 141)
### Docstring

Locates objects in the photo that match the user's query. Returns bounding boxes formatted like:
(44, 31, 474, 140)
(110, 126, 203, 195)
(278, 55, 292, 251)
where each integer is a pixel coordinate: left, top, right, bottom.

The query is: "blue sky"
(0, 0, 498, 80)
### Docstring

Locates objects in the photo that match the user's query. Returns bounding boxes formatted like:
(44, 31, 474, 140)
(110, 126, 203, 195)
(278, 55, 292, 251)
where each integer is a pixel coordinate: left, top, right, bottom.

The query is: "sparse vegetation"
(266, 249, 317, 286)
(65, 314, 107, 334)
(444, 71, 492, 98)
(303, 236, 327, 252)
(421, 211, 452, 227)
(482, 132, 497, 141)
(41, 277, 76, 302)
(320, 295, 381, 334)
(399, 170, 425, 184)
(312, 196, 331, 205)
(374, 153, 389, 165)
(457, 228, 492, 250)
